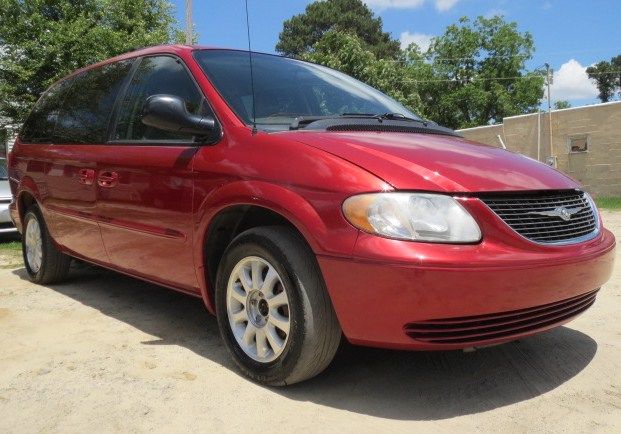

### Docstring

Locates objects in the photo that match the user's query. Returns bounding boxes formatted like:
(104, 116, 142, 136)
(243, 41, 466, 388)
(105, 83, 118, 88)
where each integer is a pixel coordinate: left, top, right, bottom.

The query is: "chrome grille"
(481, 190, 598, 244)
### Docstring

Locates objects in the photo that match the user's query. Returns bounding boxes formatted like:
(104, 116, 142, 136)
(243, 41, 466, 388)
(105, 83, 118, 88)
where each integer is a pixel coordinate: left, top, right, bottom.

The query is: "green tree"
(301, 31, 426, 114)
(424, 16, 544, 129)
(0, 0, 183, 127)
(276, 0, 400, 60)
(586, 55, 621, 102)
(282, 13, 545, 129)
(554, 100, 571, 110)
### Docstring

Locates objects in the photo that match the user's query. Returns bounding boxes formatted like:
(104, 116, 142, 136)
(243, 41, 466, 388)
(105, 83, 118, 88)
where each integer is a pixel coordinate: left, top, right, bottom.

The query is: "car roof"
(55, 44, 293, 89)
(66, 44, 197, 79)
(58, 44, 288, 85)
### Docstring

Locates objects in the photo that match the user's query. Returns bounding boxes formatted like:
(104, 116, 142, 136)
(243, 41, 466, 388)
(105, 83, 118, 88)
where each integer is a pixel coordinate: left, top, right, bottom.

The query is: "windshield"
(0, 159, 7, 180)
(194, 49, 421, 131)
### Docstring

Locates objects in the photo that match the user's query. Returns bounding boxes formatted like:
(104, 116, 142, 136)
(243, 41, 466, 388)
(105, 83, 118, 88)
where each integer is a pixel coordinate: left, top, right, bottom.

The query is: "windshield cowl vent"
(305, 119, 460, 137)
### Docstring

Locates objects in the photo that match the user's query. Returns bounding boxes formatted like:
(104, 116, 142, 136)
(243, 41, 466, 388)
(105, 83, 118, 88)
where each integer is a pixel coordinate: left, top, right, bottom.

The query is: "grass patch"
(595, 197, 621, 210)
(0, 241, 21, 251)
(0, 240, 23, 269)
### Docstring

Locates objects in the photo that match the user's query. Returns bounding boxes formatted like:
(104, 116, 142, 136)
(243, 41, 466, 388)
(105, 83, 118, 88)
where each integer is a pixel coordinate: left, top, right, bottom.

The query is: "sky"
(170, 0, 621, 107)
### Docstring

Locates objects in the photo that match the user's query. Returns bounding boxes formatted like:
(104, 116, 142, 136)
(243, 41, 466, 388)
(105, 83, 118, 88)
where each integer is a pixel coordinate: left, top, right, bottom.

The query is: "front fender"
(193, 180, 360, 312)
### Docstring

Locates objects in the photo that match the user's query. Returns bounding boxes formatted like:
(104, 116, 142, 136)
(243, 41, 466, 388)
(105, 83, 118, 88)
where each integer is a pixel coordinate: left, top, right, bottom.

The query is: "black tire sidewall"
(215, 230, 306, 384)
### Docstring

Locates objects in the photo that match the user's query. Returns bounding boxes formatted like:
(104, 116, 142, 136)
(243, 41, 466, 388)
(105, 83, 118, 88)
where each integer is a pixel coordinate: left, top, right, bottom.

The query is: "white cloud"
(549, 59, 598, 101)
(363, 0, 460, 11)
(363, 0, 425, 9)
(484, 8, 507, 18)
(434, 0, 459, 12)
(399, 31, 434, 51)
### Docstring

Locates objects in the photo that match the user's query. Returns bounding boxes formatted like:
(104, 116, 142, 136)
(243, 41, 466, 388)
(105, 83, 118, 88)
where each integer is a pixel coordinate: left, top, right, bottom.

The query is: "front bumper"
(318, 227, 615, 351)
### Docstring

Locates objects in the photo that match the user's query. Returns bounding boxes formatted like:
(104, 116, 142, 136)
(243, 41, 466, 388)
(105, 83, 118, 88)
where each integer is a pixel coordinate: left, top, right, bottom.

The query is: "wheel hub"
(258, 299, 269, 316)
(247, 290, 269, 327)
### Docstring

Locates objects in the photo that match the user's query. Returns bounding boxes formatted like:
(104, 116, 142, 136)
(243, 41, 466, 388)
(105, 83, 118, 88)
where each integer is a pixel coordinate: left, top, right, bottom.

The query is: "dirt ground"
(0, 213, 620, 433)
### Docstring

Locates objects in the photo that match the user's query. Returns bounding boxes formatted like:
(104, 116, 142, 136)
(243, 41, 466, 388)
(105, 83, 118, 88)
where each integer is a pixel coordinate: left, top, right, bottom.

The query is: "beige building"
(458, 101, 621, 197)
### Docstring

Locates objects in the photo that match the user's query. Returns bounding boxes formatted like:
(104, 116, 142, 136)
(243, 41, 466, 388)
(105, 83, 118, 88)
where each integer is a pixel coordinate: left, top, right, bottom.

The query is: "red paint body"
(8, 45, 615, 350)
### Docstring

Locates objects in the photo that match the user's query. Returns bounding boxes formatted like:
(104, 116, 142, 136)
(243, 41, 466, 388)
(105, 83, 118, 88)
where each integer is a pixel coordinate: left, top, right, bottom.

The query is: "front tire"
(22, 206, 71, 284)
(215, 226, 341, 386)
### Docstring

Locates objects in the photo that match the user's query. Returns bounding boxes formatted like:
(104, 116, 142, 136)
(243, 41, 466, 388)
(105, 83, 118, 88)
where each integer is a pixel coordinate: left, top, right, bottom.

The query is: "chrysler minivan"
(7, 45, 615, 385)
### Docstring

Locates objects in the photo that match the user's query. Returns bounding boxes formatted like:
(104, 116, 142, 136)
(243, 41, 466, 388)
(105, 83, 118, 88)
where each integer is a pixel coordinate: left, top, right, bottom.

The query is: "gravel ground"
(0, 212, 620, 433)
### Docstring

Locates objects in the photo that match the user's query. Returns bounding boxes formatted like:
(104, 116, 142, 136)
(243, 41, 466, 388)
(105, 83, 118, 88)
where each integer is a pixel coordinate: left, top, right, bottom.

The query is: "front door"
(96, 55, 214, 292)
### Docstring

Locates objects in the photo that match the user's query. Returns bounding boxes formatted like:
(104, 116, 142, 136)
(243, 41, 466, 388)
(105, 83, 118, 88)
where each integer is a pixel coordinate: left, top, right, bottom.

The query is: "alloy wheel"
(226, 256, 291, 363)
(25, 217, 43, 274)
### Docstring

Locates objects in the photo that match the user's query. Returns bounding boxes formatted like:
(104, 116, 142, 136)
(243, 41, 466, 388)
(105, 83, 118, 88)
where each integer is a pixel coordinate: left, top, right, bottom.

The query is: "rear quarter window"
(20, 60, 133, 145)
(20, 81, 67, 143)
(54, 60, 133, 144)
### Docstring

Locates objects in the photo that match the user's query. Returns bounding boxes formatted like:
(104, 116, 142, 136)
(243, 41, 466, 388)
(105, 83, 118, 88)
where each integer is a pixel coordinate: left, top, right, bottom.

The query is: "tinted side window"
(20, 81, 67, 143)
(113, 56, 206, 141)
(54, 60, 133, 144)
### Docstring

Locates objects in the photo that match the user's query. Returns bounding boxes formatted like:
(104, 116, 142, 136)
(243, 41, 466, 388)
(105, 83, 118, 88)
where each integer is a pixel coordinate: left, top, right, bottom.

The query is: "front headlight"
(342, 192, 482, 243)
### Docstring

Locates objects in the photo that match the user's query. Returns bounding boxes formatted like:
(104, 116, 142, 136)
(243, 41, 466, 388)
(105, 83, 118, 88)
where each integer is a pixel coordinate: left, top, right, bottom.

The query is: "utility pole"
(545, 63, 555, 167)
(185, 0, 193, 45)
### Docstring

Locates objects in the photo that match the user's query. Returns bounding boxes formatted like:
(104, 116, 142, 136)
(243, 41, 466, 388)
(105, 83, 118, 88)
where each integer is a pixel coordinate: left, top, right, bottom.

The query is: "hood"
(284, 131, 578, 193)
(0, 180, 10, 199)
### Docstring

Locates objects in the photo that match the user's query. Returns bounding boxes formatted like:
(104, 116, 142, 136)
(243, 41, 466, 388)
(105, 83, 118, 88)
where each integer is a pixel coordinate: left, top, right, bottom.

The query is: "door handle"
(78, 168, 95, 185)
(97, 171, 119, 188)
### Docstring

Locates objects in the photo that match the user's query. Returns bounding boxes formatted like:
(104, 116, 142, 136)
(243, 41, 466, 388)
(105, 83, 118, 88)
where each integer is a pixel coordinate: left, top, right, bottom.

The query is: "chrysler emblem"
(528, 206, 584, 221)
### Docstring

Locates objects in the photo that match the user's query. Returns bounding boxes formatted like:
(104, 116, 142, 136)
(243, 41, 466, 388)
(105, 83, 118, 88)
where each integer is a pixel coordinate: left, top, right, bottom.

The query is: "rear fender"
(16, 176, 44, 220)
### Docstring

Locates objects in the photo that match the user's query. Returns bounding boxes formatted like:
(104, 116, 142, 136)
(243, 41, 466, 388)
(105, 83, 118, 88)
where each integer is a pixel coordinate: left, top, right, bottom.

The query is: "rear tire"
(22, 206, 71, 284)
(215, 226, 341, 385)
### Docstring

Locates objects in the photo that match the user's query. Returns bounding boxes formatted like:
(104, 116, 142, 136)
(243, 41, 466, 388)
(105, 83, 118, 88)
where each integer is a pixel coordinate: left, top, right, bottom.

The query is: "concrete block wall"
(458, 101, 621, 197)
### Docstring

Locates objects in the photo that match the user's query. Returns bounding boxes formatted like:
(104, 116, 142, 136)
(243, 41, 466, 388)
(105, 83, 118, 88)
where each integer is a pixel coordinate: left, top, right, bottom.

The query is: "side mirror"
(141, 94, 216, 136)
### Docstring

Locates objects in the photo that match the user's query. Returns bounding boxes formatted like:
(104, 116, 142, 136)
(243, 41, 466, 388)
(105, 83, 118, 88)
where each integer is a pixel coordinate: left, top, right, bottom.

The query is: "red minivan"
(8, 45, 615, 385)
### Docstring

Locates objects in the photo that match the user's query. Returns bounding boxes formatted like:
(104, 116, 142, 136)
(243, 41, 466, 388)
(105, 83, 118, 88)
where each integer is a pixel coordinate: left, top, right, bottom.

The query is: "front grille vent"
(480, 190, 598, 244)
(404, 289, 598, 344)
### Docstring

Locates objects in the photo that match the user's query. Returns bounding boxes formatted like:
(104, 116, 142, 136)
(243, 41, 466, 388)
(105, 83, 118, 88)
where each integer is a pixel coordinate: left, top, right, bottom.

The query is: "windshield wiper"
(379, 113, 428, 126)
(289, 113, 380, 130)
(289, 113, 429, 130)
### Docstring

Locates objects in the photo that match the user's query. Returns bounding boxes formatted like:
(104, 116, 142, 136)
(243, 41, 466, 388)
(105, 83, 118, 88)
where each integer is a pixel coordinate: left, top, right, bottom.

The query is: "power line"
(427, 53, 530, 62)
(581, 70, 621, 75)
(369, 70, 621, 85)
(393, 76, 543, 84)
(403, 46, 621, 63)
(349, 52, 621, 73)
